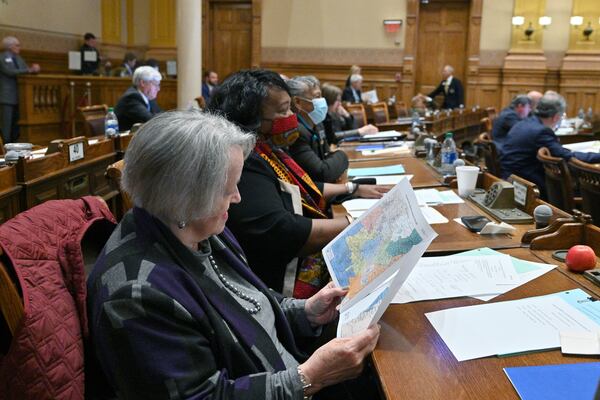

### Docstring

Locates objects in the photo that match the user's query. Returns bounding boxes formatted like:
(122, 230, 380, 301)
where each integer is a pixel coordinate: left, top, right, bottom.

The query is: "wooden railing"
(17, 74, 177, 145)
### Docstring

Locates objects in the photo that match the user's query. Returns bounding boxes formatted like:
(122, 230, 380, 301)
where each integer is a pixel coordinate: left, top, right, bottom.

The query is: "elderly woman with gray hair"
(286, 76, 349, 183)
(87, 110, 380, 400)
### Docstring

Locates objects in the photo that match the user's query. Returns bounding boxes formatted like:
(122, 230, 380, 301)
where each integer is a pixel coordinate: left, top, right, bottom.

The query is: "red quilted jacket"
(0, 197, 116, 400)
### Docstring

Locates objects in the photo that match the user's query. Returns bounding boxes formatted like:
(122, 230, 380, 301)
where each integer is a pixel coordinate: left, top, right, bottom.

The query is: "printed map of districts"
(325, 193, 423, 300)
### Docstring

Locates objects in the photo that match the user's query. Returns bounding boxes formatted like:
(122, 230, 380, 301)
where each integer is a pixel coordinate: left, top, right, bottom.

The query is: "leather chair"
(568, 158, 600, 225)
(370, 102, 390, 124)
(346, 103, 367, 128)
(106, 159, 133, 220)
(77, 104, 109, 136)
(475, 132, 501, 177)
(537, 147, 580, 213)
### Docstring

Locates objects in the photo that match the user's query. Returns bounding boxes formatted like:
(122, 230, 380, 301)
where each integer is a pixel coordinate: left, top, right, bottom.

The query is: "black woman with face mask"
(286, 76, 349, 183)
(207, 69, 390, 299)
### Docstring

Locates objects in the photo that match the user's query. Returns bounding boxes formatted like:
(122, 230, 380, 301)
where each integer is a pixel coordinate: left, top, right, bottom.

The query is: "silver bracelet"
(345, 181, 356, 194)
(297, 366, 312, 400)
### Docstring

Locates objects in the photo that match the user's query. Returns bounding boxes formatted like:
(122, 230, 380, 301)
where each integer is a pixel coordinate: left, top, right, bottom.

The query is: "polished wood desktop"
(373, 247, 600, 400)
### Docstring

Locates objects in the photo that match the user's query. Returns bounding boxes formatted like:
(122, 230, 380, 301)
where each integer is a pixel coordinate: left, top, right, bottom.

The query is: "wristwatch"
(297, 366, 312, 399)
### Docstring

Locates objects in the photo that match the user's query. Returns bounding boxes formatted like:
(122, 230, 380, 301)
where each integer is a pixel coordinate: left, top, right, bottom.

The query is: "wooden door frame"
(202, 0, 261, 72)
(401, 0, 482, 105)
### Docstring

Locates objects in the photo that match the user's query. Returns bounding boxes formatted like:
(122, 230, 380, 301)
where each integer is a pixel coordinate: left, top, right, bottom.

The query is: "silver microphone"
(534, 205, 553, 229)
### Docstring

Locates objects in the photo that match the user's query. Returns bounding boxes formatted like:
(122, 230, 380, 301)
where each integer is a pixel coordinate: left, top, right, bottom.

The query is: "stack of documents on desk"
(360, 145, 412, 156)
(426, 288, 600, 361)
(414, 188, 463, 206)
(343, 196, 447, 225)
(323, 179, 437, 338)
(564, 140, 600, 153)
(392, 248, 555, 304)
(361, 130, 404, 141)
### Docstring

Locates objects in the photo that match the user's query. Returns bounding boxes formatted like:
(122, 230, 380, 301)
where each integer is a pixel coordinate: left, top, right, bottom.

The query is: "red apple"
(565, 245, 597, 272)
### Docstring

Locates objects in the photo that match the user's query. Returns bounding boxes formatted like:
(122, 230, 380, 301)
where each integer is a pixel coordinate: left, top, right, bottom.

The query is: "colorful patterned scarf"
(254, 141, 330, 298)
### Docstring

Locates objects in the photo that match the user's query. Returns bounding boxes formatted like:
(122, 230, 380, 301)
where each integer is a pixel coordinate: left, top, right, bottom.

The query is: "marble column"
(176, 0, 202, 108)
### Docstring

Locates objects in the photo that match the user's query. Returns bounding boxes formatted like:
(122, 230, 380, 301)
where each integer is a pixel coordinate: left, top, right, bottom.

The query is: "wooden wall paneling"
(211, 3, 253, 78)
(401, 0, 419, 105)
(466, 67, 503, 111)
(126, 0, 135, 46)
(101, 0, 122, 45)
(567, 0, 600, 53)
(147, 0, 177, 59)
(560, 70, 600, 116)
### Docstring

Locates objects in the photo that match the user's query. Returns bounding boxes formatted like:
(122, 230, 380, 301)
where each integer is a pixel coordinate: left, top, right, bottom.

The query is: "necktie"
(11, 57, 18, 68)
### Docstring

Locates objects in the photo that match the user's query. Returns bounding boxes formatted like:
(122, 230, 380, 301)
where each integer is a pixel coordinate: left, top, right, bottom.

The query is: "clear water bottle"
(587, 107, 594, 121)
(578, 107, 585, 120)
(105, 107, 119, 137)
(441, 132, 457, 174)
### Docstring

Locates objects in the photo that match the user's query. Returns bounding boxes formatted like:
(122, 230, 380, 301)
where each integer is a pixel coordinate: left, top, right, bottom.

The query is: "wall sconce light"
(524, 22, 535, 40)
(570, 15, 584, 27)
(512, 16, 525, 26)
(383, 19, 403, 33)
(583, 22, 594, 40)
(539, 16, 552, 28)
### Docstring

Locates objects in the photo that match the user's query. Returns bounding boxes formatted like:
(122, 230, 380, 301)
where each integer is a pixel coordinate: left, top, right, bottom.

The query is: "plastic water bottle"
(105, 107, 119, 137)
(587, 107, 594, 121)
(578, 107, 585, 120)
(441, 132, 457, 174)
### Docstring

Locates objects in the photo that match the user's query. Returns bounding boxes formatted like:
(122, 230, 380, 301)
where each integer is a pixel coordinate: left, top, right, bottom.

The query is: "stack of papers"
(324, 179, 437, 337)
(343, 196, 447, 225)
(347, 164, 405, 177)
(426, 288, 600, 361)
(361, 146, 411, 156)
(414, 188, 464, 206)
(362, 130, 404, 140)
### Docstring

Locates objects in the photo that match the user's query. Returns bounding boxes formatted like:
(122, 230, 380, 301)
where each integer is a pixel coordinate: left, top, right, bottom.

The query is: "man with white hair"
(0, 36, 40, 143)
(114, 66, 162, 131)
(341, 74, 363, 103)
(428, 65, 464, 109)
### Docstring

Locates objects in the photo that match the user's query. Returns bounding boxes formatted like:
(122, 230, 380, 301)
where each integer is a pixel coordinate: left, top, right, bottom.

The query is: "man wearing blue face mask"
(287, 76, 349, 183)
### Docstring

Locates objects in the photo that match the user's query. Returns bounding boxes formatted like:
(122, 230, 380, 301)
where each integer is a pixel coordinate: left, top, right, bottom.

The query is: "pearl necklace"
(208, 255, 262, 314)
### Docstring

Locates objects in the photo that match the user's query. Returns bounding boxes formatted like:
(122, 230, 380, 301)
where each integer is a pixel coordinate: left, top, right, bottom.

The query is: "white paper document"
(83, 50, 97, 62)
(564, 140, 600, 153)
(415, 188, 464, 206)
(343, 198, 380, 212)
(426, 289, 600, 361)
(68, 51, 81, 70)
(324, 179, 437, 337)
(392, 254, 517, 304)
(560, 331, 600, 355)
(362, 130, 404, 140)
(418, 206, 448, 224)
(361, 89, 379, 104)
(369, 174, 413, 185)
(361, 146, 411, 156)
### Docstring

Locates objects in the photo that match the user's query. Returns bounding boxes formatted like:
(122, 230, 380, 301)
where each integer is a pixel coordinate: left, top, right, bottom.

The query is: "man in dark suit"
(201, 70, 218, 103)
(342, 74, 363, 103)
(500, 92, 600, 197)
(114, 66, 162, 131)
(0, 36, 40, 143)
(428, 65, 464, 109)
(491, 94, 531, 152)
(80, 33, 102, 75)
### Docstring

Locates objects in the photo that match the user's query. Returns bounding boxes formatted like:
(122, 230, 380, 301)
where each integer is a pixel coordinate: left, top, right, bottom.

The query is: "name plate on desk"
(68, 142, 84, 163)
(513, 180, 527, 207)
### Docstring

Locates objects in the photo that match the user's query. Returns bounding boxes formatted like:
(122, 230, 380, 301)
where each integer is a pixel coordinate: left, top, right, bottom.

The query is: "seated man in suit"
(500, 92, 600, 197)
(428, 65, 464, 110)
(527, 90, 543, 112)
(342, 74, 363, 103)
(119, 52, 137, 77)
(114, 66, 162, 131)
(491, 95, 531, 151)
(201, 70, 218, 103)
(288, 76, 349, 183)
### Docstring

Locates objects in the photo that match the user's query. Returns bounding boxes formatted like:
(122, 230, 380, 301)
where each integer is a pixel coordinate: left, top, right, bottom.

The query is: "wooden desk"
(0, 166, 21, 224)
(15, 137, 118, 213)
(349, 157, 444, 189)
(373, 247, 599, 400)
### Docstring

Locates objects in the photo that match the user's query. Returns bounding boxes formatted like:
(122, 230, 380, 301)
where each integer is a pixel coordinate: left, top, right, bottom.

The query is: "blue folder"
(347, 164, 405, 177)
(504, 362, 600, 400)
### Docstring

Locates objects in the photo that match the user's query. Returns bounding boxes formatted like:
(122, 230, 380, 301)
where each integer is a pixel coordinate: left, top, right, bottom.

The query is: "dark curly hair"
(206, 69, 290, 132)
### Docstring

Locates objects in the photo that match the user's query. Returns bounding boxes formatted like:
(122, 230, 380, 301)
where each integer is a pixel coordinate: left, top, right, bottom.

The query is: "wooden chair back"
(537, 147, 576, 212)
(475, 132, 501, 177)
(105, 159, 133, 220)
(568, 158, 600, 225)
(370, 102, 390, 124)
(395, 101, 409, 118)
(485, 107, 497, 121)
(0, 249, 23, 343)
(481, 117, 492, 134)
(195, 96, 206, 110)
(346, 103, 367, 128)
(130, 123, 143, 134)
(77, 104, 109, 137)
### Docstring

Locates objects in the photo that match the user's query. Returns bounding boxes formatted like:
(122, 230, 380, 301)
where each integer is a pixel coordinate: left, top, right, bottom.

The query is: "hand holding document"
(324, 179, 437, 337)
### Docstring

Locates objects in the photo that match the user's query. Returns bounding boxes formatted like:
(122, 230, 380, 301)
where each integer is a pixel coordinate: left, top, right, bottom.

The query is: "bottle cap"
(108, 107, 114, 112)
(445, 132, 453, 138)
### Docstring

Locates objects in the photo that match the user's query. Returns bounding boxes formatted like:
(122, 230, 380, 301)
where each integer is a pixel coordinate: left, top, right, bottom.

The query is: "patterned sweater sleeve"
(94, 282, 304, 400)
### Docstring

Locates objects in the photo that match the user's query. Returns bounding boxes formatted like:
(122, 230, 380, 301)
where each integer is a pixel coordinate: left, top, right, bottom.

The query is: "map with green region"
(323, 189, 424, 300)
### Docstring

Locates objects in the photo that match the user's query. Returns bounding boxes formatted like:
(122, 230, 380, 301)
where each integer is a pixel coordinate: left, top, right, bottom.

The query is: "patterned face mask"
(269, 114, 300, 147)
